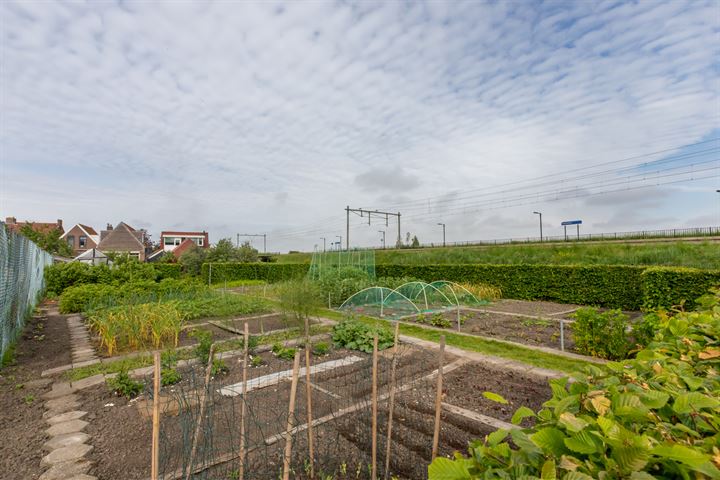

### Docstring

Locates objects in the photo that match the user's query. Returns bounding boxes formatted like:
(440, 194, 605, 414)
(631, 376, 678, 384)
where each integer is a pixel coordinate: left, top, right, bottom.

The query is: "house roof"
(7, 221, 63, 235)
(161, 231, 207, 236)
(172, 238, 198, 258)
(79, 224, 98, 235)
(61, 223, 100, 242)
(97, 222, 145, 252)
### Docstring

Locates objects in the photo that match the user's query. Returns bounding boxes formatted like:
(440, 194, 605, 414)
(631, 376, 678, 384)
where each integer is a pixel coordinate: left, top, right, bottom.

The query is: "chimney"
(5, 216, 16, 224)
(106, 223, 114, 230)
(57, 219, 63, 228)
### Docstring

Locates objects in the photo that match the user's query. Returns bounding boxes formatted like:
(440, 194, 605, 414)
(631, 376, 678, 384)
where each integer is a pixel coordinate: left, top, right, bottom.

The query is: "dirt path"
(0, 301, 72, 480)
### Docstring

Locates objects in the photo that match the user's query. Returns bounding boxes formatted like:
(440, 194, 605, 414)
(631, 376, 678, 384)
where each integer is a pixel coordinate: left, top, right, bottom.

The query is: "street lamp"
(378, 230, 386, 249)
(320, 237, 326, 252)
(533, 212, 543, 242)
(437, 223, 446, 247)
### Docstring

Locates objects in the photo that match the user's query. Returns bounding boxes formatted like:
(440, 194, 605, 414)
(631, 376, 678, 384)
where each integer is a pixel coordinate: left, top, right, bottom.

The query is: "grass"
(211, 279, 267, 288)
(274, 241, 720, 269)
(64, 324, 333, 382)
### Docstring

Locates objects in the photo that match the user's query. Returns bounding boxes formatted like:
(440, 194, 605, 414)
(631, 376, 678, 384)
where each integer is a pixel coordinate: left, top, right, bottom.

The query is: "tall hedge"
(153, 263, 183, 279)
(641, 266, 720, 310)
(200, 262, 720, 311)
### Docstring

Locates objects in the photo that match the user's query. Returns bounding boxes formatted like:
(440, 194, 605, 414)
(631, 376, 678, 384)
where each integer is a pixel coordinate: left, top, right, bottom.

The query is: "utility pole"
(237, 233, 267, 252)
(236, 233, 239, 247)
(320, 237, 326, 252)
(378, 230, 385, 249)
(533, 212, 543, 242)
(344, 207, 401, 250)
(437, 223, 446, 247)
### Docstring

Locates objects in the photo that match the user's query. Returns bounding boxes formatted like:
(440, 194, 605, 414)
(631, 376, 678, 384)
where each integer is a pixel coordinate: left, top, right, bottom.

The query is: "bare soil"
(0, 302, 72, 480)
(485, 299, 582, 316)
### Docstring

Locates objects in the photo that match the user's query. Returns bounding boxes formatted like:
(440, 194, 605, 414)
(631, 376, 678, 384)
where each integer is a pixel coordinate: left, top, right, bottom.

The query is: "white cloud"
(0, 0, 718, 251)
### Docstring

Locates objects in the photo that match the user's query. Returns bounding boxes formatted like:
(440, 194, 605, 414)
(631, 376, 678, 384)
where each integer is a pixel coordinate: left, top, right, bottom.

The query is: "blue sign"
(561, 220, 582, 226)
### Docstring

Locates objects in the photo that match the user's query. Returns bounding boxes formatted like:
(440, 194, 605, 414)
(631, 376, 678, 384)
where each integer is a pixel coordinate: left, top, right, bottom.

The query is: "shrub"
(641, 266, 720, 310)
(311, 342, 330, 356)
(211, 359, 229, 376)
(276, 279, 322, 328)
(251, 355, 263, 367)
(429, 290, 720, 479)
(276, 347, 297, 361)
(190, 329, 214, 364)
(107, 370, 143, 398)
(161, 368, 181, 386)
(571, 307, 630, 360)
(331, 318, 394, 353)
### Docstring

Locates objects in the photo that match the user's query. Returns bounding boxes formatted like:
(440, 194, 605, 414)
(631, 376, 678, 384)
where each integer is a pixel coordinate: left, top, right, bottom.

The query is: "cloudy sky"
(1, 0, 718, 252)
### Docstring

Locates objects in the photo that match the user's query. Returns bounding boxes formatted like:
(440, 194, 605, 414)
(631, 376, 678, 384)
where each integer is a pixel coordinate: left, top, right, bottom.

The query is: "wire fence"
(139, 334, 479, 480)
(0, 221, 53, 361)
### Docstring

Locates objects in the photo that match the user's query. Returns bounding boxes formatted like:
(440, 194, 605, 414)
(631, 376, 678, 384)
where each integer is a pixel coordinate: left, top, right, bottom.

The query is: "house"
(61, 224, 100, 256)
(4, 216, 64, 235)
(97, 222, 151, 261)
(160, 231, 209, 251)
(147, 237, 200, 262)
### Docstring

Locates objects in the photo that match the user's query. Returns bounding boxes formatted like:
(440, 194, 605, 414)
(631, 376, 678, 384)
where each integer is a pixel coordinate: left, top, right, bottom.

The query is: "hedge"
(200, 262, 720, 310)
(153, 263, 183, 279)
(641, 266, 720, 310)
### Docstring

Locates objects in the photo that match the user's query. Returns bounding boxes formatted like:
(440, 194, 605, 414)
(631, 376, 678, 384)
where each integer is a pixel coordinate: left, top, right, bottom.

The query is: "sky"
(1, 0, 719, 252)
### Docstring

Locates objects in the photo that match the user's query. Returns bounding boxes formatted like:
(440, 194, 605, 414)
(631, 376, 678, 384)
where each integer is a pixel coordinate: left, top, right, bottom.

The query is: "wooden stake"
(151, 351, 161, 480)
(431, 336, 445, 460)
(383, 322, 400, 480)
(238, 324, 249, 480)
(371, 334, 379, 480)
(282, 352, 301, 480)
(304, 317, 315, 479)
(186, 344, 216, 480)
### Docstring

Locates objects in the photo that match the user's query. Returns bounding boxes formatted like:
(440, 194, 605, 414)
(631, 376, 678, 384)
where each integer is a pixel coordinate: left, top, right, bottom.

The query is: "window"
(66, 235, 74, 247)
(164, 237, 175, 246)
(79, 236, 87, 248)
(198, 238, 204, 246)
(175, 238, 181, 245)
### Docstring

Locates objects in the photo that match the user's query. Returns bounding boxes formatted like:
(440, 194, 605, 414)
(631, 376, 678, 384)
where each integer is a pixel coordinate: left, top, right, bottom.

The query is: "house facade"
(97, 222, 150, 261)
(160, 231, 209, 251)
(61, 224, 100, 256)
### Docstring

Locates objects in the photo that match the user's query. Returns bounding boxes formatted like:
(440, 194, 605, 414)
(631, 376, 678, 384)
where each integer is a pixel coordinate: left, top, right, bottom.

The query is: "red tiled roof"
(6, 221, 63, 235)
(79, 224, 98, 235)
(161, 231, 207, 236)
(172, 238, 198, 258)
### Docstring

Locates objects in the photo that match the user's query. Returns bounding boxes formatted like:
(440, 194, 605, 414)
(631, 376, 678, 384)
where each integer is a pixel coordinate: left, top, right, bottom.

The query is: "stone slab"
(71, 374, 105, 390)
(46, 419, 88, 437)
(25, 378, 54, 388)
(39, 459, 92, 480)
(72, 359, 99, 369)
(46, 410, 87, 425)
(45, 394, 80, 412)
(43, 383, 76, 400)
(42, 364, 73, 377)
(41, 444, 93, 466)
(66, 475, 97, 480)
(43, 432, 91, 451)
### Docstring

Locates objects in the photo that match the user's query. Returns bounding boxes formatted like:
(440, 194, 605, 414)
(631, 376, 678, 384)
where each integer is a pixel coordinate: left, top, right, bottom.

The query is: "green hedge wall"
(641, 267, 720, 310)
(153, 263, 183, 279)
(200, 262, 720, 310)
(201, 262, 307, 284)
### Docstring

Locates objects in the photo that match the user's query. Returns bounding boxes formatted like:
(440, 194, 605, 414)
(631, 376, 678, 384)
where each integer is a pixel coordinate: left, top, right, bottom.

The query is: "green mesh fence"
(307, 250, 376, 281)
(0, 221, 53, 361)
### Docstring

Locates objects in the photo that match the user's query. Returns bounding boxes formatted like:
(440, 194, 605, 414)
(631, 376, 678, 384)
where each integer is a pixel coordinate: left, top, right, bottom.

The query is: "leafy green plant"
(428, 290, 720, 480)
(190, 328, 215, 364)
(276, 347, 297, 361)
(312, 341, 330, 356)
(331, 318, 394, 353)
(211, 359, 229, 376)
(276, 279, 322, 328)
(107, 369, 143, 398)
(429, 313, 452, 328)
(571, 307, 631, 360)
(251, 355, 263, 367)
(161, 368, 181, 386)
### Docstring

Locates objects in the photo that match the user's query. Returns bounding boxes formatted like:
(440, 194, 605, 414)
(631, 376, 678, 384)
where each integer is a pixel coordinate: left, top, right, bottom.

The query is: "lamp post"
(533, 211, 543, 242)
(378, 230, 385, 249)
(320, 237, 326, 252)
(437, 223, 446, 247)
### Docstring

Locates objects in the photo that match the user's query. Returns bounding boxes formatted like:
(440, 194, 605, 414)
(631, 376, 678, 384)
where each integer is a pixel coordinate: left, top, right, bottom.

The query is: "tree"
(206, 238, 237, 262)
(237, 241, 258, 262)
(19, 224, 73, 257)
(411, 235, 420, 248)
(179, 244, 207, 276)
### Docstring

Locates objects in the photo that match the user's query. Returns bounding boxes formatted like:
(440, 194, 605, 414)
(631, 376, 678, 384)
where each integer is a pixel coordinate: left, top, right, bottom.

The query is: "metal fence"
(0, 221, 53, 361)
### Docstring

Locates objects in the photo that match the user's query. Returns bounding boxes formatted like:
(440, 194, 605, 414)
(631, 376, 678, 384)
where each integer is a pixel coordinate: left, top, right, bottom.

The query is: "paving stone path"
(39, 313, 98, 480)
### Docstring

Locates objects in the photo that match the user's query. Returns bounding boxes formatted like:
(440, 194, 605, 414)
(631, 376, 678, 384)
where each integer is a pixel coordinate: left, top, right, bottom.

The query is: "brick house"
(60, 224, 100, 257)
(4, 216, 64, 235)
(160, 231, 209, 251)
(97, 222, 151, 261)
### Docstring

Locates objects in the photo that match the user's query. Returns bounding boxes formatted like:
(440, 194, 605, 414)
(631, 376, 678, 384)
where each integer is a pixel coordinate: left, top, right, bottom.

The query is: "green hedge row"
(201, 262, 720, 310)
(153, 263, 183, 279)
(641, 266, 720, 310)
(201, 262, 307, 284)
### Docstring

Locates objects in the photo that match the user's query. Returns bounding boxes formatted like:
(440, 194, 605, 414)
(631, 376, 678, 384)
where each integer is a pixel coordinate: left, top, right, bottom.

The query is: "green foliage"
(251, 355, 263, 367)
(178, 244, 208, 276)
(211, 359, 229, 376)
(107, 369, 143, 398)
(19, 224, 73, 257)
(428, 290, 720, 480)
(271, 341, 297, 360)
(190, 329, 214, 364)
(206, 239, 259, 263)
(571, 307, 631, 360)
(276, 279, 322, 327)
(312, 341, 330, 356)
(200, 262, 307, 284)
(161, 367, 181, 386)
(415, 312, 452, 328)
(641, 266, 720, 310)
(331, 318, 394, 353)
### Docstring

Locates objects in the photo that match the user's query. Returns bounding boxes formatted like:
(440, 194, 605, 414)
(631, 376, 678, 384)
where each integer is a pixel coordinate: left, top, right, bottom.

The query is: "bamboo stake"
(238, 324, 250, 480)
(151, 351, 161, 480)
(304, 316, 315, 479)
(186, 344, 216, 480)
(383, 322, 400, 480)
(371, 334, 379, 480)
(282, 352, 301, 480)
(431, 336, 446, 460)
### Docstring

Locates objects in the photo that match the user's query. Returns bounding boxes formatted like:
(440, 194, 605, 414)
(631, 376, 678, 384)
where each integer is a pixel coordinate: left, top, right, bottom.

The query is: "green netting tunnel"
(338, 281, 488, 320)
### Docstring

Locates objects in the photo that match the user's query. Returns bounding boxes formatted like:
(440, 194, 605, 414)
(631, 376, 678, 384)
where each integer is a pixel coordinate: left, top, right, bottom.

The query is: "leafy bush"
(272, 342, 297, 360)
(331, 318, 394, 353)
(251, 355, 263, 367)
(641, 266, 720, 310)
(571, 307, 630, 360)
(200, 262, 307, 284)
(428, 290, 720, 479)
(211, 359, 229, 376)
(190, 329, 215, 364)
(312, 342, 330, 356)
(161, 368, 181, 386)
(107, 370, 143, 398)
